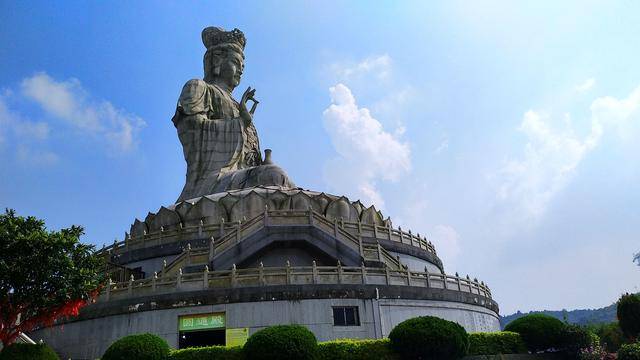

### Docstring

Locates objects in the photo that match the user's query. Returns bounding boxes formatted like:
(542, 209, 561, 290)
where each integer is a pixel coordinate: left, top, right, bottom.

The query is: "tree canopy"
(0, 209, 104, 345)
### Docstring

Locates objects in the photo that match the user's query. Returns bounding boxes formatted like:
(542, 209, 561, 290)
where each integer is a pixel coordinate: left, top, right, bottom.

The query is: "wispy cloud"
(575, 78, 596, 93)
(21, 72, 145, 153)
(0, 94, 57, 165)
(494, 84, 640, 224)
(330, 54, 392, 81)
(322, 83, 410, 209)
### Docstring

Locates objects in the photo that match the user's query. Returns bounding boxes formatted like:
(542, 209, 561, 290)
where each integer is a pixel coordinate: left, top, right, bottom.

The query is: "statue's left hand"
(240, 87, 258, 124)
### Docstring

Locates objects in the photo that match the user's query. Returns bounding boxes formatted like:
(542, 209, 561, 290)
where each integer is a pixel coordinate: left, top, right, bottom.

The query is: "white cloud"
(0, 95, 55, 163)
(495, 84, 640, 224)
(496, 110, 601, 221)
(322, 84, 411, 209)
(330, 54, 392, 81)
(435, 135, 449, 154)
(16, 145, 59, 166)
(21, 72, 145, 152)
(575, 78, 596, 93)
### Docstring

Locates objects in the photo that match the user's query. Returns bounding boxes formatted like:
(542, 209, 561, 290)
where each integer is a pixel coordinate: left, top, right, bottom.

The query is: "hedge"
(317, 339, 398, 360)
(503, 314, 565, 352)
(619, 343, 640, 360)
(389, 316, 469, 360)
(468, 332, 526, 355)
(102, 333, 170, 360)
(243, 325, 317, 360)
(0, 343, 59, 360)
(169, 346, 243, 360)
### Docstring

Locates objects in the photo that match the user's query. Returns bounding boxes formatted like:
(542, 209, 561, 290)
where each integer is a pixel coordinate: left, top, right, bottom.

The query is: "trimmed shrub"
(0, 343, 59, 360)
(618, 293, 640, 340)
(169, 346, 243, 360)
(317, 339, 397, 360)
(102, 333, 170, 360)
(243, 325, 317, 360)
(503, 314, 565, 352)
(388, 316, 469, 360)
(618, 343, 640, 360)
(561, 324, 600, 357)
(468, 331, 526, 355)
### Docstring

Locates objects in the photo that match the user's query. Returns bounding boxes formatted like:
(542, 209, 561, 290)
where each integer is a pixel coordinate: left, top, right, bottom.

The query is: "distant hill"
(500, 302, 617, 328)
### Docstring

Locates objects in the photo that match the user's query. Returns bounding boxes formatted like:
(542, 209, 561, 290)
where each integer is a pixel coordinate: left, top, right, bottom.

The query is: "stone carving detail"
(173, 27, 295, 202)
(130, 187, 392, 232)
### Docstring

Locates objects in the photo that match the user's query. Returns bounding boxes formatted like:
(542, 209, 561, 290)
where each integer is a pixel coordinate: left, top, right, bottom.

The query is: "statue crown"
(202, 27, 246, 50)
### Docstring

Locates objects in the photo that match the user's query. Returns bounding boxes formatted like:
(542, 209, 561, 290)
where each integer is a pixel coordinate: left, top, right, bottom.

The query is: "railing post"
(219, 218, 225, 237)
(312, 260, 318, 284)
(333, 218, 339, 237)
(264, 205, 269, 226)
(361, 263, 367, 284)
(208, 237, 215, 263)
(286, 260, 291, 285)
(259, 262, 265, 285)
(425, 267, 431, 288)
(177, 268, 182, 289)
(373, 224, 378, 238)
(127, 275, 133, 296)
(340, 217, 344, 229)
(159, 226, 164, 245)
(231, 264, 237, 288)
(456, 272, 461, 291)
(387, 223, 392, 241)
(203, 265, 209, 288)
(398, 226, 404, 244)
(162, 259, 167, 276)
(409, 230, 415, 247)
(406, 268, 412, 286)
(113, 239, 118, 254)
(105, 278, 112, 301)
(152, 272, 157, 292)
(337, 260, 342, 284)
(385, 267, 390, 285)
(377, 241, 382, 262)
(185, 243, 191, 266)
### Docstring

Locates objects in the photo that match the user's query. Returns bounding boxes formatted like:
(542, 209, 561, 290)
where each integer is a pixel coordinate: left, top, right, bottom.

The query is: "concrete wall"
(388, 251, 442, 273)
(30, 297, 499, 360)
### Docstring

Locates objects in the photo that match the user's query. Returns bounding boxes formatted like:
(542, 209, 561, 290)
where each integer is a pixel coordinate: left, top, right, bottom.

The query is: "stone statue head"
(202, 27, 246, 90)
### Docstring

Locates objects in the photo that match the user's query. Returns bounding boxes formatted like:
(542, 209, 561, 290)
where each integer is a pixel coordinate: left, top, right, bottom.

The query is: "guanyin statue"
(172, 27, 296, 202)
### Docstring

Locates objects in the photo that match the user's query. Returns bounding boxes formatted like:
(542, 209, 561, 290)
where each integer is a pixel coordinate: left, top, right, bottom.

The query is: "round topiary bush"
(243, 324, 318, 360)
(0, 343, 59, 360)
(388, 316, 469, 360)
(618, 343, 640, 360)
(618, 293, 640, 340)
(102, 333, 170, 360)
(503, 314, 565, 353)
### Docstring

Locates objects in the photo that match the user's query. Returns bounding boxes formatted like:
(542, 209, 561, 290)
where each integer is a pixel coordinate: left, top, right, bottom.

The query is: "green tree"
(617, 293, 640, 341)
(0, 209, 104, 346)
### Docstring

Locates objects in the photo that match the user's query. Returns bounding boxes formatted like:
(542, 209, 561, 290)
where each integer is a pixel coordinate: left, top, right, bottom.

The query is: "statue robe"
(172, 79, 261, 202)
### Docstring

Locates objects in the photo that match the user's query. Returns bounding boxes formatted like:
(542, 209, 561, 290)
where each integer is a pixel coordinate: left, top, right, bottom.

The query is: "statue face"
(218, 51, 244, 89)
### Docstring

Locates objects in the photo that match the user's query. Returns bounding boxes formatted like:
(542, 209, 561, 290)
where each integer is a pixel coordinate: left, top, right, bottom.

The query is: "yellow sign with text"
(225, 327, 249, 347)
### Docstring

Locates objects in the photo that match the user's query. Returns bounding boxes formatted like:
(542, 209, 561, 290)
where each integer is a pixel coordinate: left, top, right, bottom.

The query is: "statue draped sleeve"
(172, 79, 245, 201)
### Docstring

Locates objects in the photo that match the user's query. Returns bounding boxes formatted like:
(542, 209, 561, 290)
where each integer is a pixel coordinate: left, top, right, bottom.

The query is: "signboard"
(226, 328, 249, 347)
(178, 313, 225, 331)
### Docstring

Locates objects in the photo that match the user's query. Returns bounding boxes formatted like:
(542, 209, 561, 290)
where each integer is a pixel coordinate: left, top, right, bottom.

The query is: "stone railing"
(102, 263, 492, 303)
(98, 210, 437, 258)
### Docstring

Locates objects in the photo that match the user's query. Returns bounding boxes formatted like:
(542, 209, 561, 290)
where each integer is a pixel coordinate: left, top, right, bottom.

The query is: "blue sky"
(1, 1, 638, 314)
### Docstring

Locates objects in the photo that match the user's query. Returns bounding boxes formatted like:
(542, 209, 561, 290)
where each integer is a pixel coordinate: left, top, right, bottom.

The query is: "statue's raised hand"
(240, 87, 258, 124)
